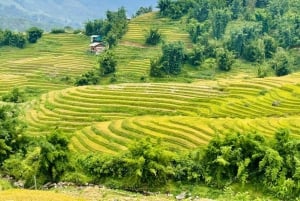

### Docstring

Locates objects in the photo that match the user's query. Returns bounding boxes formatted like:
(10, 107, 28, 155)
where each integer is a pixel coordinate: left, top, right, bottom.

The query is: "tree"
(150, 58, 163, 77)
(2, 88, 26, 103)
(263, 35, 277, 58)
(122, 138, 175, 188)
(189, 0, 210, 22)
(75, 70, 100, 86)
(157, 0, 172, 17)
(227, 30, 245, 57)
(187, 20, 210, 43)
(85, 21, 94, 36)
(255, 0, 269, 8)
(216, 48, 234, 71)
(188, 45, 205, 66)
(271, 49, 291, 76)
(243, 39, 265, 63)
(0, 105, 26, 164)
(26, 27, 43, 43)
(231, 0, 242, 19)
(211, 9, 231, 39)
(145, 28, 162, 45)
(134, 6, 152, 17)
(99, 51, 117, 75)
(161, 42, 185, 75)
(38, 131, 70, 182)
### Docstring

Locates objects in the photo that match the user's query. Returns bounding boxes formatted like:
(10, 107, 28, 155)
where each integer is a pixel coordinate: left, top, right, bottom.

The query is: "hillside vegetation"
(1, 0, 300, 200)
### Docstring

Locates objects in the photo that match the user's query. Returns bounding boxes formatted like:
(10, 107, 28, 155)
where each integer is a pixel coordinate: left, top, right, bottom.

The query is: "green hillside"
(1, 1, 300, 200)
(0, 33, 94, 96)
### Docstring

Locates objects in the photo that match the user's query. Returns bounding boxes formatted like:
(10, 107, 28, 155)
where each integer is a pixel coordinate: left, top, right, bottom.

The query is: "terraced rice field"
(23, 72, 300, 153)
(0, 33, 95, 95)
(123, 12, 191, 45)
(69, 115, 300, 154)
(115, 12, 192, 79)
(1, 13, 300, 155)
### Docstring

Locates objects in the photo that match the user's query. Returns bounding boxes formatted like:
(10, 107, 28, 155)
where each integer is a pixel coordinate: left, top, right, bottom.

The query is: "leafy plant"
(145, 28, 162, 45)
(2, 88, 26, 103)
(27, 27, 43, 43)
(99, 50, 117, 75)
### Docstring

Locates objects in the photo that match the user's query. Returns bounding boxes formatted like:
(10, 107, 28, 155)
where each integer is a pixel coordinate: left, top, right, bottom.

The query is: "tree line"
(84, 7, 128, 48)
(1, 104, 299, 200)
(0, 27, 43, 48)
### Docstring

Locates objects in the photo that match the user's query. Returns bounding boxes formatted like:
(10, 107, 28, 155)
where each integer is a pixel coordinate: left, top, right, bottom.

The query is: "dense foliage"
(50, 28, 66, 34)
(155, 0, 300, 77)
(98, 50, 117, 75)
(26, 27, 43, 43)
(2, 88, 26, 103)
(1, 103, 300, 199)
(145, 28, 162, 45)
(0, 29, 26, 48)
(75, 70, 100, 86)
(150, 41, 185, 76)
(79, 129, 300, 200)
(134, 6, 153, 17)
(0, 106, 26, 164)
(85, 7, 128, 48)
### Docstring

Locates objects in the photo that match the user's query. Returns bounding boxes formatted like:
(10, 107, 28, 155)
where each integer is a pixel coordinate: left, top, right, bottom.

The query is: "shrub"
(145, 28, 162, 45)
(216, 48, 234, 71)
(75, 70, 99, 86)
(271, 50, 291, 76)
(2, 88, 26, 103)
(27, 27, 43, 43)
(50, 28, 65, 34)
(99, 51, 117, 75)
(188, 45, 205, 66)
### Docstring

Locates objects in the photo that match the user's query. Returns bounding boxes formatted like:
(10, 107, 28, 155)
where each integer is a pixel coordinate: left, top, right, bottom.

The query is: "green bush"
(50, 28, 65, 34)
(75, 70, 100, 86)
(145, 28, 162, 45)
(216, 48, 234, 71)
(2, 88, 26, 103)
(99, 51, 117, 75)
(27, 27, 43, 43)
(0, 178, 12, 190)
(271, 49, 291, 76)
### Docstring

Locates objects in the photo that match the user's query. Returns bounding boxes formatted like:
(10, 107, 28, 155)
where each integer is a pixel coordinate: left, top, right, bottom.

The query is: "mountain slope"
(0, 0, 157, 31)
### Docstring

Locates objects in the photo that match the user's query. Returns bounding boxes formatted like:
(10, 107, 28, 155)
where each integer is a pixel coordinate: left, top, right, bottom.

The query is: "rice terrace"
(0, 0, 300, 200)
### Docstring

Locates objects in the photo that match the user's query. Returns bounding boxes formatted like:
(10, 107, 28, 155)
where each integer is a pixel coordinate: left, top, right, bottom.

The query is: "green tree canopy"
(99, 50, 117, 75)
(26, 27, 43, 43)
(0, 105, 26, 164)
(161, 41, 185, 75)
(38, 131, 70, 182)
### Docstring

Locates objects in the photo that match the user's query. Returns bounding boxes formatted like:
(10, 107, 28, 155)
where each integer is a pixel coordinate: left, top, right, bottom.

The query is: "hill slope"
(0, 33, 94, 96)
(0, 0, 157, 31)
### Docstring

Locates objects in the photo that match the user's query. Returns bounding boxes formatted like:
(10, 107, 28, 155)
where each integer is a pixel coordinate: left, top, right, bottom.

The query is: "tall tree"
(211, 9, 231, 39)
(0, 105, 26, 164)
(38, 131, 70, 182)
(161, 42, 185, 75)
